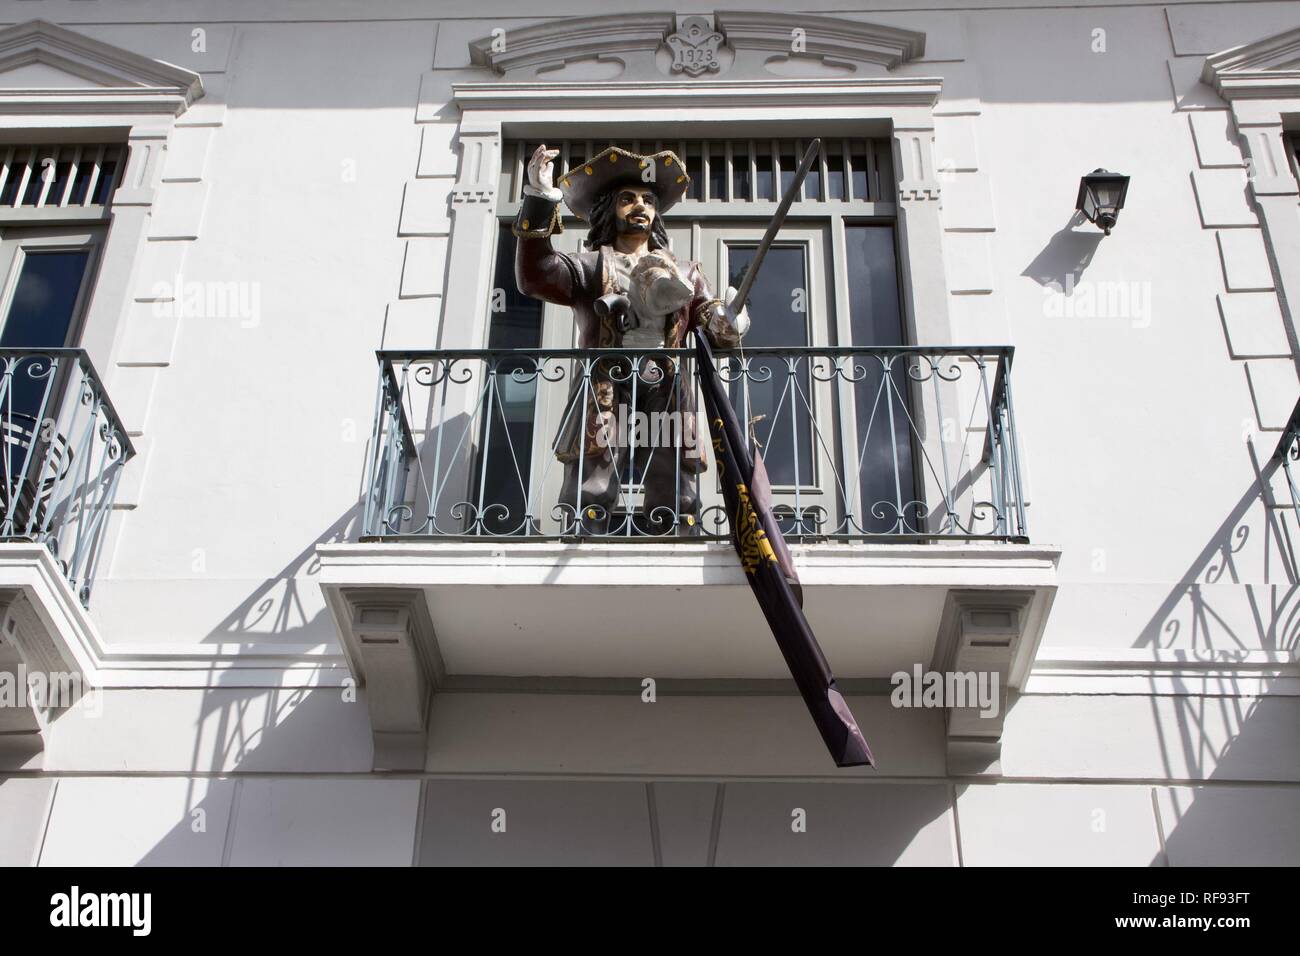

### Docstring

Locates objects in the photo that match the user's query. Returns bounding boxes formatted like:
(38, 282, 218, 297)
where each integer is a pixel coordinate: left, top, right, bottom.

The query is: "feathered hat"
(558, 146, 691, 221)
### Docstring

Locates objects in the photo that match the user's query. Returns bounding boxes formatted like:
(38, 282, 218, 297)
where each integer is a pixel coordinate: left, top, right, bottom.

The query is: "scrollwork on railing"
(361, 344, 1028, 544)
(1274, 398, 1300, 515)
(0, 349, 135, 606)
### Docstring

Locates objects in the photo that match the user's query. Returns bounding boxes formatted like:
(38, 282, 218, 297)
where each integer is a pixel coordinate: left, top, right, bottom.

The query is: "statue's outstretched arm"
(513, 144, 578, 306)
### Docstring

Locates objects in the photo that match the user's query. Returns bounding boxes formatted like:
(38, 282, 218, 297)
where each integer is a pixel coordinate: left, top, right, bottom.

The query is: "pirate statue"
(514, 143, 750, 535)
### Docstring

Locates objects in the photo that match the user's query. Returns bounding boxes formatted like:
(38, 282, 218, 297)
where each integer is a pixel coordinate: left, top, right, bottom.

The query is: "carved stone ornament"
(665, 16, 725, 77)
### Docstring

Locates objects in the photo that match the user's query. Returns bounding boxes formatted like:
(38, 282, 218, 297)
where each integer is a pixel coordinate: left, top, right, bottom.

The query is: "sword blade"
(729, 138, 821, 316)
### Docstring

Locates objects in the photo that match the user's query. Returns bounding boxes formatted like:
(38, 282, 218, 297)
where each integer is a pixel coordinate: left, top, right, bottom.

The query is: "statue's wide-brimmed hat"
(559, 146, 691, 221)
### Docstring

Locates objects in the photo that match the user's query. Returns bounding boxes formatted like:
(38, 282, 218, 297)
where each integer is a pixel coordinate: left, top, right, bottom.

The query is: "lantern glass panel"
(1093, 181, 1120, 209)
(1081, 190, 1098, 221)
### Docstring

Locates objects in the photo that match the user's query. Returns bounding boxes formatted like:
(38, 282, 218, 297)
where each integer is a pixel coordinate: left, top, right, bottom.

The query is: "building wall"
(1, 0, 1298, 865)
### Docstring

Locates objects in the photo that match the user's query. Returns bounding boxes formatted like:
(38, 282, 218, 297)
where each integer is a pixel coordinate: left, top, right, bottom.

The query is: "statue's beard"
(616, 215, 652, 235)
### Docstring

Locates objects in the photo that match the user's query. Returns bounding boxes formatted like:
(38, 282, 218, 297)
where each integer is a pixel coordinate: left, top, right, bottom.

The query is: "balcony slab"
(317, 540, 1060, 683)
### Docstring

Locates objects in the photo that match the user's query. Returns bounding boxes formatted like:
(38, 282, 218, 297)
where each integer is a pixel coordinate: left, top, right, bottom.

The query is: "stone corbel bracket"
(331, 587, 445, 772)
(0, 588, 70, 754)
(0, 548, 100, 760)
(931, 589, 1043, 776)
(894, 127, 941, 202)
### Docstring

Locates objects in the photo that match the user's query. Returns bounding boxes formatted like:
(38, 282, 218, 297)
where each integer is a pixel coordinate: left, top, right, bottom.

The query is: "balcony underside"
(318, 540, 1059, 683)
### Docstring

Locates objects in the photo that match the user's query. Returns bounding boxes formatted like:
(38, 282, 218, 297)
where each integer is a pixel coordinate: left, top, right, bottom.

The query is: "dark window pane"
(778, 144, 799, 198)
(0, 161, 26, 206)
(850, 144, 870, 200)
(803, 144, 821, 201)
(485, 227, 543, 351)
(474, 225, 544, 534)
(21, 158, 48, 205)
(708, 151, 725, 201)
(732, 144, 750, 201)
(91, 161, 118, 205)
(47, 161, 73, 206)
(873, 141, 895, 202)
(826, 146, 845, 200)
(846, 226, 904, 347)
(68, 163, 94, 205)
(516, 143, 536, 197)
(1, 250, 91, 349)
(755, 150, 774, 200)
(726, 244, 813, 488)
(0, 249, 91, 436)
(844, 225, 915, 533)
(685, 147, 703, 200)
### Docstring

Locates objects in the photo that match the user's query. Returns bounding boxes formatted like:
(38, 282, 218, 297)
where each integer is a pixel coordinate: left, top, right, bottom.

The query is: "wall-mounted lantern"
(1075, 169, 1130, 235)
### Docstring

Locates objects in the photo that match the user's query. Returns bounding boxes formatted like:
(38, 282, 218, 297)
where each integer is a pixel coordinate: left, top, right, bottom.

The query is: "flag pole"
(692, 136, 874, 768)
(727, 138, 821, 319)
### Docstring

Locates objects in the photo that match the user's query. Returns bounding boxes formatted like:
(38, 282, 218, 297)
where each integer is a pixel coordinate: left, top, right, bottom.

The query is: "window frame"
(446, 77, 951, 350)
(0, 224, 107, 350)
(438, 79, 953, 536)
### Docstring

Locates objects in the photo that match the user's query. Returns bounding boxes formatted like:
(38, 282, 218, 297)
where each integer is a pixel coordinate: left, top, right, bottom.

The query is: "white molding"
(0, 19, 203, 117)
(469, 12, 673, 76)
(316, 541, 1059, 705)
(715, 11, 925, 70)
(1200, 26, 1300, 357)
(1202, 26, 1300, 100)
(1, 540, 1280, 698)
(0, 545, 348, 691)
(467, 11, 926, 78)
(1028, 647, 1300, 697)
(453, 77, 942, 111)
(317, 539, 1060, 587)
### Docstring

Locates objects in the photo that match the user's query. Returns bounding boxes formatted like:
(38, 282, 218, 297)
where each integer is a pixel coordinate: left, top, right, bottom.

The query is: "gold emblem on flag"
(712, 418, 725, 478)
(735, 483, 777, 574)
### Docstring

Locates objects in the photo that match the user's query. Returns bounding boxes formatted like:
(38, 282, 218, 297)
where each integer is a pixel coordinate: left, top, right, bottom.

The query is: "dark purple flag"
(694, 328, 875, 768)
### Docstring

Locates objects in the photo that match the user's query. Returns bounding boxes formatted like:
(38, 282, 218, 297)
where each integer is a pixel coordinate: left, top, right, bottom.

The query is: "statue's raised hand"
(525, 144, 562, 201)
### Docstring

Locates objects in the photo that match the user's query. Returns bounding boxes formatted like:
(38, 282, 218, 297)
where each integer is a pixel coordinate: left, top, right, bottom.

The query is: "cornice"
(1202, 26, 1300, 101)
(469, 12, 674, 76)
(453, 76, 943, 111)
(0, 19, 203, 117)
(716, 10, 925, 70)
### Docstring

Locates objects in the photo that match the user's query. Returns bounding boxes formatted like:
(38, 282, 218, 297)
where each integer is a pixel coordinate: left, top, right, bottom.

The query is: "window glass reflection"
(726, 244, 813, 489)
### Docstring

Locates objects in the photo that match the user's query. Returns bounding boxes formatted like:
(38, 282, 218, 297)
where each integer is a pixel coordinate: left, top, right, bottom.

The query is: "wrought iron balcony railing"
(363, 345, 1027, 544)
(1275, 398, 1300, 512)
(0, 349, 134, 606)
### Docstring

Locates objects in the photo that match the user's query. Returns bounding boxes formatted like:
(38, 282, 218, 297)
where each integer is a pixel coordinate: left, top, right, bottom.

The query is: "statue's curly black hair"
(583, 186, 670, 252)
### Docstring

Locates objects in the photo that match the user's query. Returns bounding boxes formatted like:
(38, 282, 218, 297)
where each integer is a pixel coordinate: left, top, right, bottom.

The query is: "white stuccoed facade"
(0, 0, 1297, 867)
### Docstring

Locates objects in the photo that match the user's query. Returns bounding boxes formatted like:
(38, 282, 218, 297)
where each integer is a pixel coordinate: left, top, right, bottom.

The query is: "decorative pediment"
(1202, 26, 1300, 100)
(715, 11, 925, 71)
(469, 12, 672, 77)
(0, 19, 202, 114)
(468, 11, 925, 81)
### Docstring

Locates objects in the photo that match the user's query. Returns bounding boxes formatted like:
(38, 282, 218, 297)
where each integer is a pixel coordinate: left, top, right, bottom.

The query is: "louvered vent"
(0, 143, 125, 210)
(500, 138, 895, 205)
